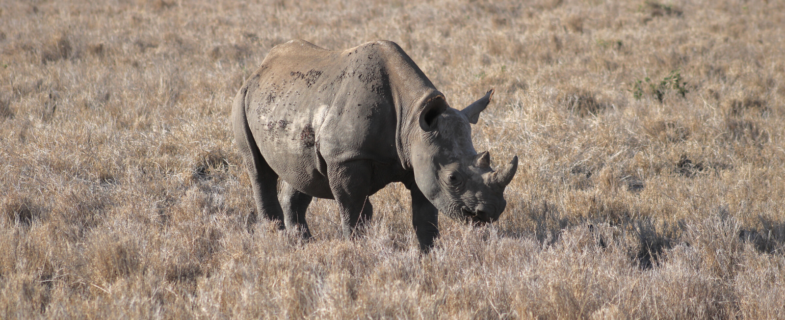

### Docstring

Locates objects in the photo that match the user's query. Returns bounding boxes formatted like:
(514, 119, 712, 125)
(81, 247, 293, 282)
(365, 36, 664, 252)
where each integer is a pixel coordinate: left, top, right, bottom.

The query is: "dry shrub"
(0, 96, 13, 119)
(147, 0, 176, 11)
(87, 43, 104, 57)
(82, 91, 111, 111)
(2, 197, 43, 226)
(739, 217, 785, 254)
(727, 97, 769, 117)
(533, 0, 564, 10)
(644, 120, 690, 143)
(208, 44, 252, 62)
(522, 200, 571, 244)
(132, 39, 158, 53)
(569, 163, 594, 190)
(4, 276, 54, 315)
(12, 79, 44, 98)
(676, 155, 704, 178)
(48, 191, 109, 241)
(686, 215, 745, 282)
(560, 89, 605, 116)
(624, 176, 645, 192)
(281, 269, 319, 319)
(643, 1, 683, 19)
(724, 118, 769, 145)
(193, 226, 224, 263)
(634, 218, 679, 269)
(732, 246, 785, 319)
(46, 95, 59, 123)
(91, 237, 142, 284)
(41, 35, 72, 63)
(191, 149, 230, 181)
(487, 34, 512, 57)
(165, 262, 202, 284)
(565, 14, 584, 33)
(577, 193, 636, 226)
(597, 165, 623, 194)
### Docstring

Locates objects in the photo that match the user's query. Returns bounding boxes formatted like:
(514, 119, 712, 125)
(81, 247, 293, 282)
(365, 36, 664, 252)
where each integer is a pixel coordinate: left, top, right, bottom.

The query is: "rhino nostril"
(475, 204, 490, 217)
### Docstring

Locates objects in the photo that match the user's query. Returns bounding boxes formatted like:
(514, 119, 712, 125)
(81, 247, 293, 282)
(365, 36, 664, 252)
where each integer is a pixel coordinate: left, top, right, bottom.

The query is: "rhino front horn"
(494, 155, 518, 187)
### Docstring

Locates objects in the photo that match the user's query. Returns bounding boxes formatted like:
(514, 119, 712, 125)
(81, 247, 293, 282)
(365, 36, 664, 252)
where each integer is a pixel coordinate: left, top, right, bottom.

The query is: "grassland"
(2, 0, 785, 318)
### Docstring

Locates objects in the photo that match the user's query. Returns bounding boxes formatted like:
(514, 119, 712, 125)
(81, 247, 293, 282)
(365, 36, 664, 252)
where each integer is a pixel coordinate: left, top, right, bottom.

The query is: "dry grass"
(2, 0, 785, 318)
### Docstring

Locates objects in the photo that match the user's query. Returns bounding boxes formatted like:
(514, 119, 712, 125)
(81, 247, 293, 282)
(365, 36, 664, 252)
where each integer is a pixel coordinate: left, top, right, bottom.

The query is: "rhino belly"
(250, 106, 334, 199)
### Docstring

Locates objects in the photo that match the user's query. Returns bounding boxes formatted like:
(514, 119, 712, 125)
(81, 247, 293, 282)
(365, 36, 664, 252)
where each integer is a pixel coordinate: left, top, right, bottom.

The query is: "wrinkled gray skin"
(232, 40, 518, 251)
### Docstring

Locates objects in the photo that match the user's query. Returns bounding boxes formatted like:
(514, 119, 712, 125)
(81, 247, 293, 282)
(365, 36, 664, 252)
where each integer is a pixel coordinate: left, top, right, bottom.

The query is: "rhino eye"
(448, 173, 459, 183)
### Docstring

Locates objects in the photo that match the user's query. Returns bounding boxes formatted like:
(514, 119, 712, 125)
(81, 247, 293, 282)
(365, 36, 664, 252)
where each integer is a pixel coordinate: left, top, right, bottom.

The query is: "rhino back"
(243, 40, 426, 197)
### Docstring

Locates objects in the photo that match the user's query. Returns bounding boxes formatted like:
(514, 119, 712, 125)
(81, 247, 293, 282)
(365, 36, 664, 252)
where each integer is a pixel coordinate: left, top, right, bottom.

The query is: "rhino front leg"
(279, 181, 313, 238)
(328, 161, 374, 239)
(410, 185, 439, 252)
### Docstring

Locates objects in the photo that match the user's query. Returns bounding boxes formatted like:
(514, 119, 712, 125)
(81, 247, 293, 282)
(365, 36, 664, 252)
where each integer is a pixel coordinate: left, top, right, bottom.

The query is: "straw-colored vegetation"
(2, 0, 784, 318)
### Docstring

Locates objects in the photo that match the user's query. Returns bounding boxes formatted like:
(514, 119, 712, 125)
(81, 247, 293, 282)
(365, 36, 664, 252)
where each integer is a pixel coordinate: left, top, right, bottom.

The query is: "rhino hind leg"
(242, 147, 285, 229)
(279, 181, 313, 238)
(233, 87, 284, 228)
(328, 161, 374, 238)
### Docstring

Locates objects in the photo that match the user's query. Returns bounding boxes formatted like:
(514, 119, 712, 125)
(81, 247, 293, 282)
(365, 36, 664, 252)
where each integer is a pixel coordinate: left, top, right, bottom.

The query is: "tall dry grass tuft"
(2, 0, 785, 318)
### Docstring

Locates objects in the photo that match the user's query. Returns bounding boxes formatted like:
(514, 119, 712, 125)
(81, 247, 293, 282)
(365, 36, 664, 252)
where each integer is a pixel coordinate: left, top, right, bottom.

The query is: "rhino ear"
(461, 89, 494, 124)
(419, 94, 448, 131)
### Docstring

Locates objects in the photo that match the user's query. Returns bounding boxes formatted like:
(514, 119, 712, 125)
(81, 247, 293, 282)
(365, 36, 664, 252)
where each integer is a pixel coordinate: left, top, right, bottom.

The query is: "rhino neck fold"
(351, 41, 440, 177)
(395, 88, 443, 174)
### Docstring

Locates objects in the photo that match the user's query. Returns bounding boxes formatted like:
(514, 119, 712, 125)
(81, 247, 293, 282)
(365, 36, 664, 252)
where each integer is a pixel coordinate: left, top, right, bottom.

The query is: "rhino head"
(410, 89, 518, 223)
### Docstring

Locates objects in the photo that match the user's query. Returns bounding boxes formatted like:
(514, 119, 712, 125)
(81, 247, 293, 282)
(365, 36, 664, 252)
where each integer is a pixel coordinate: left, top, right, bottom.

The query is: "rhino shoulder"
(271, 39, 326, 54)
(343, 40, 407, 60)
(260, 40, 329, 67)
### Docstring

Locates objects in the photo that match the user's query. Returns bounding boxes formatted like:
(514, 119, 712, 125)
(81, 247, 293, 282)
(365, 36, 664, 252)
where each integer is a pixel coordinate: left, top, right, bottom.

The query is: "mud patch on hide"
(290, 70, 323, 88)
(266, 91, 277, 104)
(300, 124, 316, 148)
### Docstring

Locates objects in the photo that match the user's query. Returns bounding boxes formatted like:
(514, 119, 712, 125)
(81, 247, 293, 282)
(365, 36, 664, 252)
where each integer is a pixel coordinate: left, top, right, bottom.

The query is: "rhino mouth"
(461, 207, 492, 224)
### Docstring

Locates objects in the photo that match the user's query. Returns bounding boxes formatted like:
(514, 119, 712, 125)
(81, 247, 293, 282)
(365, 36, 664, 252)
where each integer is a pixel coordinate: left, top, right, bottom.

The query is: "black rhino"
(232, 40, 518, 251)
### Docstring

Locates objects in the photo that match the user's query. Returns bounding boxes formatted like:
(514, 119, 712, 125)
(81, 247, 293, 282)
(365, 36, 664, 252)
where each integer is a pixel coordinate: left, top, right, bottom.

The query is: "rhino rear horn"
(475, 151, 491, 168)
(493, 155, 518, 187)
(461, 89, 494, 124)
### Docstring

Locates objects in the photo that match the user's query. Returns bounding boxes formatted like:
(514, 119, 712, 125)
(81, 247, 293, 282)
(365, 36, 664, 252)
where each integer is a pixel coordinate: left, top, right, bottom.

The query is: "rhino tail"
(232, 83, 266, 170)
(232, 85, 251, 152)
